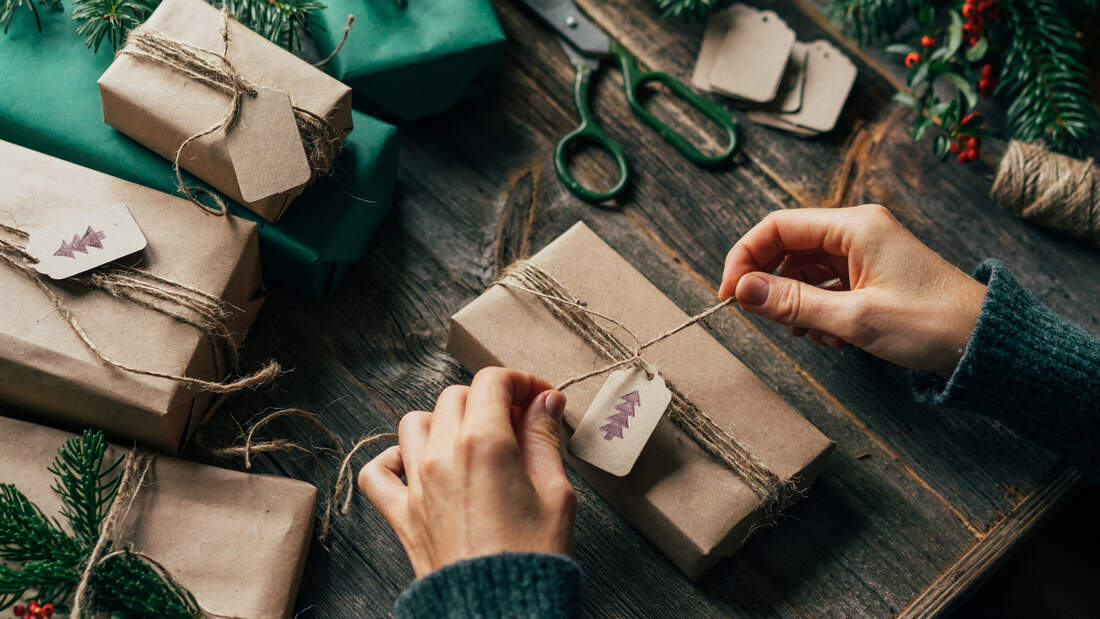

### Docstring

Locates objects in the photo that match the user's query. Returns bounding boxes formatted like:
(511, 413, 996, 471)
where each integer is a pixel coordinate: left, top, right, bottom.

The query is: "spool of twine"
(991, 140, 1100, 246)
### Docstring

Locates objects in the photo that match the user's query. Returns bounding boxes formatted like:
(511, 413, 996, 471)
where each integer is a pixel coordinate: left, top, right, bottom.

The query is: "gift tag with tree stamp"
(26, 202, 148, 279)
(708, 5, 795, 103)
(568, 367, 673, 477)
(777, 40, 857, 133)
(226, 86, 312, 204)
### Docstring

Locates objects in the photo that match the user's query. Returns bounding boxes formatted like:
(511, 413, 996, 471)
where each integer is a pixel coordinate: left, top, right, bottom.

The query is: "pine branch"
(0, 0, 62, 34)
(0, 485, 82, 565)
(0, 561, 80, 609)
(92, 550, 201, 619)
(823, 0, 925, 42)
(217, 0, 324, 50)
(71, 0, 158, 51)
(652, 0, 730, 20)
(48, 430, 124, 546)
(999, 0, 1098, 151)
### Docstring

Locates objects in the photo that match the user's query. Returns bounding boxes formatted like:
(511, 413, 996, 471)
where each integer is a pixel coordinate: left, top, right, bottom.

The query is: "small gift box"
(0, 2, 397, 298)
(98, 0, 354, 222)
(448, 222, 835, 579)
(0, 416, 317, 618)
(0, 140, 265, 454)
(313, 0, 507, 119)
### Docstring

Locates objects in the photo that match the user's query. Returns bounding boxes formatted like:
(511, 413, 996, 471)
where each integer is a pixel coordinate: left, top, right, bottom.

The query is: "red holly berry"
(949, 140, 962, 153)
(39, 605, 52, 618)
(957, 151, 969, 163)
(25, 604, 36, 615)
(967, 136, 980, 149)
(967, 34, 981, 46)
(905, 52, 920, 68)
(981, 64, 994, 78)
(965, 147, 980, 161)
(921, 35, 935, 48)
(962, 4, 975, 18)
(13, 605, 24, 617)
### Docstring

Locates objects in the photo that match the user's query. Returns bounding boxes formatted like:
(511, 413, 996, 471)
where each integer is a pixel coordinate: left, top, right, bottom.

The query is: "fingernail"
(544, 391, 566, 421)
(739, 275, 770, 306)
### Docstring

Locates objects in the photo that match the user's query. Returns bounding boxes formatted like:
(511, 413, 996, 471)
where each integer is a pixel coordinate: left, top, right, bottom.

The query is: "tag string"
(494, 280, 734, 391)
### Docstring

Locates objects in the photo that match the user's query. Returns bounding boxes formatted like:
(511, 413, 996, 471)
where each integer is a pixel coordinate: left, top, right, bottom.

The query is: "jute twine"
(991, 140, 1100, 246)
(119, 10, 345, 215)
(496, 261, 799, 517)
(0, 222, 279, 393)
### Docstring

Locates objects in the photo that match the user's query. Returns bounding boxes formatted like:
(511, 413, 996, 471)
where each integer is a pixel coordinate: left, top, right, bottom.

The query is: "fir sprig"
(0, 430, 202, 617)
(0, 0, 62, 34)
(71, 0, 156, 51)
(653, 0, 729, 20)
(998, 0, 1097, 150)
(217, 0, 324, 51)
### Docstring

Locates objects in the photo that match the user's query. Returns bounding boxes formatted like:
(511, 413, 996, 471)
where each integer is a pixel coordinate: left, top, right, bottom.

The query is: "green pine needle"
(653, 0, 731, 20)
(48, 429, 124, 546)
(217, 0, 325, 50)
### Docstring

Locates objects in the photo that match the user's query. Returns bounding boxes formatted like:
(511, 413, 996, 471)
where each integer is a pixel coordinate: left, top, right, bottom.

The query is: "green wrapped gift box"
(314, 0, 506, 119)
(0, 5, 398, 298)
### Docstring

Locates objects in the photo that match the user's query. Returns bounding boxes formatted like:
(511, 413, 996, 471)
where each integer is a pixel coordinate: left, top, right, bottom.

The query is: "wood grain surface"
(192, 0, 1098, 616)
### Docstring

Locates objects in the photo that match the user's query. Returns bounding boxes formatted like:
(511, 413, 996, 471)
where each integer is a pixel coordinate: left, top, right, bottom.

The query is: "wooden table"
(201, 1, 1100, 615)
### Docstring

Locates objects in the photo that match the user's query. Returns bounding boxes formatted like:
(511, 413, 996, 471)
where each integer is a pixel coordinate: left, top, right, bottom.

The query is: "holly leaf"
(892, 92, 920, 111)
(885, 43, 917, 56)
(946, 11, 963, 58)
(911, 115, 933, 141)
(966, 36, 988, 62)
(907, 61, 931, 89)
(933, 134, 950, 160)
(943, 72, 978, 109)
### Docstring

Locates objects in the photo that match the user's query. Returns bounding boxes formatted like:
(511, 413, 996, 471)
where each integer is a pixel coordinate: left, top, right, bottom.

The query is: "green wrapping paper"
(0, 5, 398, 297)
(314, 0, 506, 119)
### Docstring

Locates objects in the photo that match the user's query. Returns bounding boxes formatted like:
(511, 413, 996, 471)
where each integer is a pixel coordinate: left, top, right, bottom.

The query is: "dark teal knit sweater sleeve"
(394, 553, 582, 619)
(911, 259, 1100, 468)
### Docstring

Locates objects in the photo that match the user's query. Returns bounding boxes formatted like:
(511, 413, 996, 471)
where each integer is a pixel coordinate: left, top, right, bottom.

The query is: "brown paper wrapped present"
(448, 222, 835, 579)
(98, 0, 354, 222)
(0, 415, 316, 618)
(0, 140, 265, 454)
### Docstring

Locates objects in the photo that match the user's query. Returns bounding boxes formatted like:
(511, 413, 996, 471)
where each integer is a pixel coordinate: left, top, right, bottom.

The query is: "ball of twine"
(991, 140, 1100, 246)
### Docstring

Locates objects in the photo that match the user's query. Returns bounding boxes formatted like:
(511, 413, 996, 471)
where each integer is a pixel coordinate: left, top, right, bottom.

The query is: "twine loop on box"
(495, 260, 799, 518)
(119, 10, 344, 215)
(992, 140, 1100, 246)
(0, 221, 279, 393)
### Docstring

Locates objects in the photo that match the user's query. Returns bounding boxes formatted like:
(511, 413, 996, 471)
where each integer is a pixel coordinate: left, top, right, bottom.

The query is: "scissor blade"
(517, 0, 611, 57)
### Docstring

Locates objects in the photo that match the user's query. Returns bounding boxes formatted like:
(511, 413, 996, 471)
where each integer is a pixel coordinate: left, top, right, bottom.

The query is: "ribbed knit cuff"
(911, 259, 1100, 467)
(394, 553, 582, 619)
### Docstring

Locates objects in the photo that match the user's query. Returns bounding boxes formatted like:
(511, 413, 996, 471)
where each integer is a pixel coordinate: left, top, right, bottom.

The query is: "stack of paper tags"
(692, 4, 857, 137)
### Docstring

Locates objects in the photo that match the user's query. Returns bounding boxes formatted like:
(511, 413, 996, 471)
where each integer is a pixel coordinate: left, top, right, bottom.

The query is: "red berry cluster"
(12, 602, 53, 619)
(949, 113, 984, 163)
(961, 0, 1000, 47)
(978, 62, 996, 97)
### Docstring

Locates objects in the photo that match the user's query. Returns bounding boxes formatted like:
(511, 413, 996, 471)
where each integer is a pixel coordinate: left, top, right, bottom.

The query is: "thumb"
(516, 390, 569, 496)
(735, 272, 861, 340)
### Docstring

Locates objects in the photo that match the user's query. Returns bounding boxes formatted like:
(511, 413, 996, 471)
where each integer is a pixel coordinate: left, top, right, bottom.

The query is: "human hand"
(358, 367, 576, 578)
(719, 205, 987, 377)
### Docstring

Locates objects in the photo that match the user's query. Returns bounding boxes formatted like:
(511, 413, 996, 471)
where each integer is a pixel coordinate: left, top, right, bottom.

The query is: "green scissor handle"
(553, 65, 630, 203)
(553, 41, 740, 204)
(610, 41, 739, 167)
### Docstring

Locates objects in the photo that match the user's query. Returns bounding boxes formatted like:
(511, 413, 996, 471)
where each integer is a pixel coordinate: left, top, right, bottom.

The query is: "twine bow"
(119, 11, 343, 215)
(496, 261, 799, 518)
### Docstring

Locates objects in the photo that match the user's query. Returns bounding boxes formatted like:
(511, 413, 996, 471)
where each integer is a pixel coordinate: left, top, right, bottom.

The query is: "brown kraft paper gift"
(0, 140, 265, 455)
(0, 415, 317, 618)
(447, 222, 835, 579)
(97, 0, 354, 222)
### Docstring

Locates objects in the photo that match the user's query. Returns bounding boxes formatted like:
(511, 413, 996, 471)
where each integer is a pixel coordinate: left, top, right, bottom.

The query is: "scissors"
(519, 0, 739, 203)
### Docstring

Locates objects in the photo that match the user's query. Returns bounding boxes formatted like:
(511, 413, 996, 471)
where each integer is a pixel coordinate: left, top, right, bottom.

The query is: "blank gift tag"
(226, 86, 312, 204)
(26, 202, 147, 279)
(708, 5, 795, 103)
(778, 40, 857, 133)
(691, 7, 738, 90)
(568, 368, 672, 477)
(773, 41, 809, 113)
